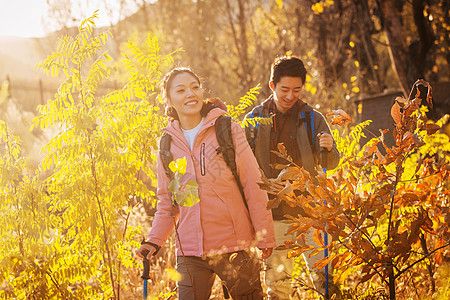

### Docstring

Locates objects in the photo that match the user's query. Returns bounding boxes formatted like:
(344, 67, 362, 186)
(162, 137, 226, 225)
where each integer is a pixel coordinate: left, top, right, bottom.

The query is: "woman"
(137, 67, 275, 299)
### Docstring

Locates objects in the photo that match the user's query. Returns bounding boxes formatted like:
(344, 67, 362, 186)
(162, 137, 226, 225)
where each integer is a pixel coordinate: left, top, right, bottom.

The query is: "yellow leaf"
(305, 82, 312, 92)
(169, 157, 187, 175)
(275, 0, 283, 9)
(166, 268, 182, 281)
(312, 3, 324, 14)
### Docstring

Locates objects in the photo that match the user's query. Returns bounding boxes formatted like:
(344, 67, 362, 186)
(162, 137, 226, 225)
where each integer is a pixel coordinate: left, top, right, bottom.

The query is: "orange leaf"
(277, 142, 288, 156)
(425, 123, 440, 135)
(363, 141, 380, 157)
(360, 271, 376, 283)
(275, 240, 296, 250)
(278, 166, 301, 180)
(313, 229, 324, 247)
(272, 163, 289, 170)
(349, 158, 368, 168)
(434, 238, 446, 264)
(277, 182, 294, 200)
(313, 254, 335, 270)
(267, 197, 281, 209)
(287, 246, 315, 258)
(401, 193, 419, 203)
(309, 247, 324, 258)
(391, 100, 403, 125)
(287, 249, 299, 258)
(326, 109, 352, 126)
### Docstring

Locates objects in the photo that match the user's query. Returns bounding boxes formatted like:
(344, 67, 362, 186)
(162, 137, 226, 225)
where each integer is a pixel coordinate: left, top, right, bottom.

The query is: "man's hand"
(137, 243, 157, 260)
(259, 247, 273, 259)
(317, 132, 333, 151)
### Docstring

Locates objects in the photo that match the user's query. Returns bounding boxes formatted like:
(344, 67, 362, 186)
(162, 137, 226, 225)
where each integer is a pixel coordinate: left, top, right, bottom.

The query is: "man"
(245, 55, 340, 299)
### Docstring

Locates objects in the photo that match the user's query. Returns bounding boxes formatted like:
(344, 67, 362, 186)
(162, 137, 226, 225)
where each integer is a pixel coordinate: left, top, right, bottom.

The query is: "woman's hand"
(259, 247, 273, 259)
(137, 243, 157, 260)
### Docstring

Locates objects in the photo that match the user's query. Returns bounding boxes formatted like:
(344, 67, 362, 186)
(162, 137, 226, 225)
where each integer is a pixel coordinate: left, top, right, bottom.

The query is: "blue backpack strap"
(248, 111, 261, 153)
(300, 111, 314, 146)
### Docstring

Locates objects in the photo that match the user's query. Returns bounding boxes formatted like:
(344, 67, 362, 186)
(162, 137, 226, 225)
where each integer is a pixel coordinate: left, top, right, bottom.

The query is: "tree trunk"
(378, 0, 410, 97)
(411, 0, 434, 80)
(224, 0, 250, 91)
(389, 271, 396, 300)
(237, 0, 250, 90)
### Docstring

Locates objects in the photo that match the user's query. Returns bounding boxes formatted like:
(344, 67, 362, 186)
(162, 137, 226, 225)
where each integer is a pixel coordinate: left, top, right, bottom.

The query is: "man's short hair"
(270, 55, 307, 87)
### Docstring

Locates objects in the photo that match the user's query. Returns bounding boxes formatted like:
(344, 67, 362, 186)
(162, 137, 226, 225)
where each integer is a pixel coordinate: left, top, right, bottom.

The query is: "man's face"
(270, 76, 303, 113)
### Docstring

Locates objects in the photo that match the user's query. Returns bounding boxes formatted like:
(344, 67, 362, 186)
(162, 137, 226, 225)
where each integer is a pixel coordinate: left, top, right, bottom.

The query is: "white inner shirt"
(182, 118, 205, 150)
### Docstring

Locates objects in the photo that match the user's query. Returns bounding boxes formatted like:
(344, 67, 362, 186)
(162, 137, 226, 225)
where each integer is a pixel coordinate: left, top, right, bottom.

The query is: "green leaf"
(168, 176, 181, 195)
(175, 180, 200, 207)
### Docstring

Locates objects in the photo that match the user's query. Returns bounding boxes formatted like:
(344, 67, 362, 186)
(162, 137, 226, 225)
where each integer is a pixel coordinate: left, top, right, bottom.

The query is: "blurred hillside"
(0, 36, 45, 79)
(0, 35, 61, 109)
(0, 35, 61, 169)
(0, 36, 46, 80)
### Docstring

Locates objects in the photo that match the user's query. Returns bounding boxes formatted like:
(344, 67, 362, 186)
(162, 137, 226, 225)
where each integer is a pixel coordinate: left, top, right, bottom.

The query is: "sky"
(0, 0, 135, 38)
(0, 0, 49, 37)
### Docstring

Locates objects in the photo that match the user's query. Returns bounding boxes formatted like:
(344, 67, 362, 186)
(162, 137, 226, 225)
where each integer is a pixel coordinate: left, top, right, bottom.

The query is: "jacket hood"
(207, 97, 228, 112)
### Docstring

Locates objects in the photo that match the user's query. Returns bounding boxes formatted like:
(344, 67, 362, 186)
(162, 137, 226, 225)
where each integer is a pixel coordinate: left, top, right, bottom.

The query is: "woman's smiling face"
(167, 72, 204, 120)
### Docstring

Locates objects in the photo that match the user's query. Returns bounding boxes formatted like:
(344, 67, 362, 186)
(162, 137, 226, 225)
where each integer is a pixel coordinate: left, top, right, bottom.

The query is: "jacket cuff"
(257, 241, 277, 249)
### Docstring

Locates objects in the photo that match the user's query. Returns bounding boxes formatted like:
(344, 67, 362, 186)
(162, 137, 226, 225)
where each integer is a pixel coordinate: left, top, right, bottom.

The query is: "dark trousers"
(177, 250, 264, 300)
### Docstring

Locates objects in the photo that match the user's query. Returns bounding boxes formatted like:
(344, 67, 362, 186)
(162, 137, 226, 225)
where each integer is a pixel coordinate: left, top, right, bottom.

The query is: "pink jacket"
(147, 106, 276, 257)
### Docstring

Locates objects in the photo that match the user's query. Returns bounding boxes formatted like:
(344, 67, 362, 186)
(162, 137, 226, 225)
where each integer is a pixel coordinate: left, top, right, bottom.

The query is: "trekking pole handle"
(141, 249, 151, 280)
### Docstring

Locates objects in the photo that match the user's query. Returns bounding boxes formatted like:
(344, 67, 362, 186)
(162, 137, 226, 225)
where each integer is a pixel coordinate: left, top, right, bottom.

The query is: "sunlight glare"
(0, 0, 48, 37)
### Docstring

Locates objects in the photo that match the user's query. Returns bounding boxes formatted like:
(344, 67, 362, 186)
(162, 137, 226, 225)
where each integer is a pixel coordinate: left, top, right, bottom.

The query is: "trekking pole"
(320, 131, 329, 299)
(141, 249, 150, 300)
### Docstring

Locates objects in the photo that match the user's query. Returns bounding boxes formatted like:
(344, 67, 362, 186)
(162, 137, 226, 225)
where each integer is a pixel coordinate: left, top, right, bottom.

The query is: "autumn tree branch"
(395, 241, 450, 278)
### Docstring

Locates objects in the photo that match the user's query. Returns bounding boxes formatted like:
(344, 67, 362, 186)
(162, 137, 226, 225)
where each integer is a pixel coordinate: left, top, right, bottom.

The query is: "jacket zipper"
(200, 143, 206, 176)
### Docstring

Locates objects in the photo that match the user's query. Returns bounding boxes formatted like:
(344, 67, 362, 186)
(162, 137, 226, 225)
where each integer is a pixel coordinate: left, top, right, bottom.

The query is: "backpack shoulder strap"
(215, 115, 236, 174)
(159, 132, 174, 179)
(247, 106, 265, 153)
(300, 111, 315, 146)
(159, 117, 248, 209)
(248, 110, 262, 153)
(215, 115, 248, 209)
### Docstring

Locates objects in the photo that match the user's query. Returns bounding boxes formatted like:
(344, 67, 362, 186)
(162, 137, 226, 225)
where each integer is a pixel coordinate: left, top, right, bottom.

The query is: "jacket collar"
(262, 95, 307, 115)
(164, 106, 227, 137)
